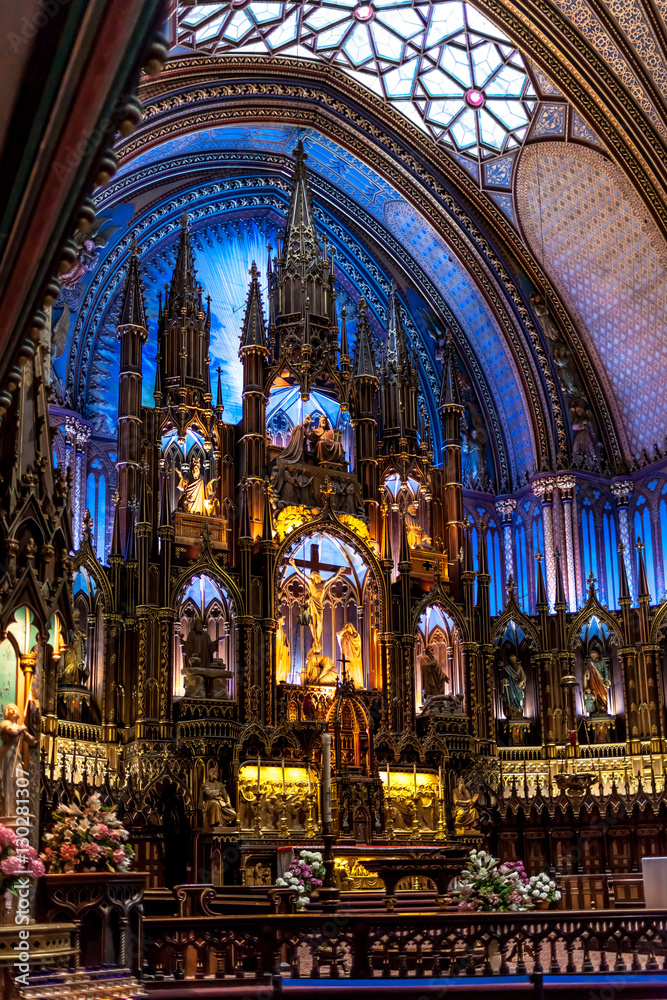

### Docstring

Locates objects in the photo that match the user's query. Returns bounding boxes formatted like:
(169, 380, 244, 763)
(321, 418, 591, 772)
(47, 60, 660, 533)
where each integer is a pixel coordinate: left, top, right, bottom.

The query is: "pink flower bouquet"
(0, 824, 43, 896)
(41, 793, 134, 874)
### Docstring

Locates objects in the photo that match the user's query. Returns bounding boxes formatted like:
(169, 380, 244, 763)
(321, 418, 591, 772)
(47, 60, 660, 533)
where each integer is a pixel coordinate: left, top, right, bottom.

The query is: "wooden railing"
(142, 909, 667, 982)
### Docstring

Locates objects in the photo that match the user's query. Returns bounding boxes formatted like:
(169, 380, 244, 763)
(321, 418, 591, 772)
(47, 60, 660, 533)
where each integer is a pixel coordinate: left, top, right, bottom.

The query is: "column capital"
(532, 476, 556, 501)
(556, 474, 576, 495)
(611, 480, 634, 506)
(494, 497, 517, 522)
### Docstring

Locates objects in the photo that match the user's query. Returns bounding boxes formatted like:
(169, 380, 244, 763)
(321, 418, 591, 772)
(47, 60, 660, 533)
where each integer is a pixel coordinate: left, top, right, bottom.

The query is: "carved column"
(557, 475, 577, 611)
(495, 498, 516, 588)
(620, 647, 640, 754)
(158, 608, 174, 738)
(532, 478, 556, 609)
(611, 481, 635, 602)
(64, 415, 91, 547)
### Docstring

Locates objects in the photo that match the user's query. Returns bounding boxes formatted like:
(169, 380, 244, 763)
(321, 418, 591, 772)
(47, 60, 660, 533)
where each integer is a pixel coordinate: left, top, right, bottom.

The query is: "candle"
(257, 755, 261, 795)
(386, 763, 391, 794)
(413, 762, 417, 797)
(282, 758, 286, 794)
(308, 767, 312, 795)
(438, 764, 443, 800)
(322, 733, 332, 823)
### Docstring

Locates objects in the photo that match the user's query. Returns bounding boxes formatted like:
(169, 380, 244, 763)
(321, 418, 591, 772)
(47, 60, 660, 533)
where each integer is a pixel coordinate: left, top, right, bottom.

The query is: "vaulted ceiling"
(57, 0, 667, 489)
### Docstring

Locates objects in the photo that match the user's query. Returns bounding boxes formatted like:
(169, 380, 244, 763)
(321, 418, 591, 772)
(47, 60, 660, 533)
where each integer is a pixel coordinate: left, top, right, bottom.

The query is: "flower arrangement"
(0, 824, 44, 898)
(527, 871, 561, 906)
(275, 849, 325, 909)
(450, 850, 560, 912)
(41, 793, 134, 874)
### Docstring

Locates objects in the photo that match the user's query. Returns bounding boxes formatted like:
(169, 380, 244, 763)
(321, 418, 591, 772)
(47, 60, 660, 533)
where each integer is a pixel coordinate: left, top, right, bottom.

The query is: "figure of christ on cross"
(288, 544, 349, 655)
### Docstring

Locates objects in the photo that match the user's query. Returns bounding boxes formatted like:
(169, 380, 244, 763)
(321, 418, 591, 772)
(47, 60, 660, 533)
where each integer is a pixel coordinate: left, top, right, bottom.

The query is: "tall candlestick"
(322, 733, 332, 823)
(282, 758, 286, 794)
(386, 763, 391, 794)
(308, 767, 312, 795)
(438, 764, 443, 800)
(257, 755, 261, 794)
(413, 762, 417, 797)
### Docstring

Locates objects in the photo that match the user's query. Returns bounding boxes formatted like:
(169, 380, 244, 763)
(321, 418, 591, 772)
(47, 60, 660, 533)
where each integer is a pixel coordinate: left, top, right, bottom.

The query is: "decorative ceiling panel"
(517, 142, 667, 459)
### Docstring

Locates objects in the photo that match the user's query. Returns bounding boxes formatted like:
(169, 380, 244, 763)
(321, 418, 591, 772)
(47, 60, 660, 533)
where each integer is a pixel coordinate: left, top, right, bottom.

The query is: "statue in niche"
(531, 293, 561, 343)
(0, 704, 36, 819)
(182, 618, 232, 699)
(58, 623, 88, 687)
(452, 777, 480, 835)
(336, 623, 364, 687)
(176, 457, 219, 516)
(276, 614, 291, 684)
(419, 644, 449, 700)
(281, 415, 312, 465)
(501, 653, 527, 719)
(202, 765, 237, 830)
(570, 406, 598, 463)
(405, 502, 424, 549)
(583, 650, 611, 716)
(462, 423, 487, 490)
(310, 415, 345, 465)
(553, 345, 580, 398)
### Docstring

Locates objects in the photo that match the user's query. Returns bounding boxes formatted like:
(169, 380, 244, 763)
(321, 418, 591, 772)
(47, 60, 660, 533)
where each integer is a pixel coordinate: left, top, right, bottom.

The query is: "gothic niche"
(415, 605, 464, 716)
(163, 433, 227, 549)
(174, 575, 235, 701)
(496, 621, 534, 746)
(268, 387, 360, 515)
(576, 616, 621, 745)
(277, 531, 380, 689)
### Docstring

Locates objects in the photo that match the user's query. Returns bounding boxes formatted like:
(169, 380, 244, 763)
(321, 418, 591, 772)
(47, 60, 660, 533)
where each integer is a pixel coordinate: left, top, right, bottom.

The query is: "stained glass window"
(602, 507, 619, 609)
(581, 499, 597, 588)
(486, 517, 503, 615)
(514, 515, 529, 612)
(97, 475, 106, 564)
(175, 2, 537, 161)
(634, 499, 656, 601)
(660, 497, 667, 600)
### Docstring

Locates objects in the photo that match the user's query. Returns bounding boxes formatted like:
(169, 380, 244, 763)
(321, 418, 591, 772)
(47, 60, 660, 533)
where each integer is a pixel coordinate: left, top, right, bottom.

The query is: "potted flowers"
(41, 793, 134, 874)
(40, 794, 145, 974)
(451, 850, 533, 912)
(527, 871, 561, 909)
(0, 824, 44, 923)
(275, 850, 325, 910)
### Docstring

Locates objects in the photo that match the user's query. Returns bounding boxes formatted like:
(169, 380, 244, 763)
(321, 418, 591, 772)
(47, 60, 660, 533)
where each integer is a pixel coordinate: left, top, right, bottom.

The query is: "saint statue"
(405, 503, 424, 549)
(182, 618, 233, 699)
(202, 765, 237, 830)
(58, 626, 88, 686)
(288, 558, 347, 653)
(281, 415, 312, 465)
(176, 457, 219, 516)
(583, 650, 611, 716)
(419, 644, 449, 699)
(311, 416, 345, 465)
(452, 777, 480, 835)
(570, 407, 598, 462)
(0, 704, 36, 819)
(336, 623, 364, 687)
(276, 614, 291, 684)
(502, 654, 527, 719)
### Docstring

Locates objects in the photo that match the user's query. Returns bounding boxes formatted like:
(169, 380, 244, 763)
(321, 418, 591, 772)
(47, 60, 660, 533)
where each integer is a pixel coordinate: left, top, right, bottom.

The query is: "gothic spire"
(110, 495, 122, 559)
(554, 549, 567, 608)
(618, 540, 631, 602)
(169, 213, 196, 302)
(239, 261, 267, 350)
(339, 306, 349, 362)
(439, 335, 461, 408)
(118, 239, 147, 330)
(283, 140, 320, 270)
(535, 551, 548, 608)
(636, 537, 651, 600)
(353, 297, 376, 378)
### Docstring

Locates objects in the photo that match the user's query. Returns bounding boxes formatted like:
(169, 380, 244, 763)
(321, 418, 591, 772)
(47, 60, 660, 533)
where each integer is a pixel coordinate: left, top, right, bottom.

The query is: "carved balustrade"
(142, 909, 667, 982)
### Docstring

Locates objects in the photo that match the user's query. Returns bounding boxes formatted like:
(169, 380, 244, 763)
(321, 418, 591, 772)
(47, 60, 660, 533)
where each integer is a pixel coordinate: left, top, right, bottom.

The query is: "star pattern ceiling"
(175, 1, 538, 162)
